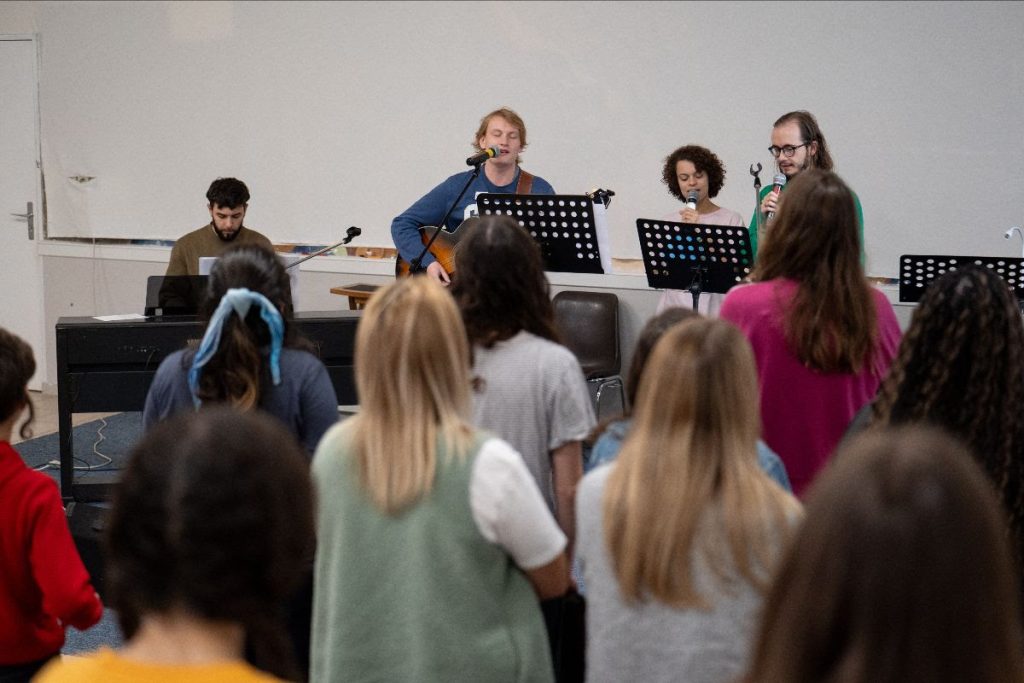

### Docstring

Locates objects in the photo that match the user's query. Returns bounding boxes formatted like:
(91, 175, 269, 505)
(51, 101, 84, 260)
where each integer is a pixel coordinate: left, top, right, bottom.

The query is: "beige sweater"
(165, 223, 273, 276)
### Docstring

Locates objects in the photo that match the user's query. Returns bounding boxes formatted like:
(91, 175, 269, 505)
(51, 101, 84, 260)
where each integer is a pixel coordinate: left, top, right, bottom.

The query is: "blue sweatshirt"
(391, 167, 554, 266)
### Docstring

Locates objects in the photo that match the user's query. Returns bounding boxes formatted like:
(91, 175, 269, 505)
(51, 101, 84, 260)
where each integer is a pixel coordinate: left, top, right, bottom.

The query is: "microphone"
(284, 227, 361, 270)
(766, 174, 787, 221)
(466, 146, 501, 166)
(685, 190, 698, 211)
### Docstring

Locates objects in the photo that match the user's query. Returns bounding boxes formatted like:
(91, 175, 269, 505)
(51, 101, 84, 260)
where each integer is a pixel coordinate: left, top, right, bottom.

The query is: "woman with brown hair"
(655, 144, 745, 316)
(36, 407, 314, 682)
(748, 426, 1024, 683)
(720, 169, 900, 495)
(143, 244, 338, 455)
(865, 264, 1024, 594)
(577, 317, 800, 683)
(310, 276, 568, 682)
(451, 215, 595, 545)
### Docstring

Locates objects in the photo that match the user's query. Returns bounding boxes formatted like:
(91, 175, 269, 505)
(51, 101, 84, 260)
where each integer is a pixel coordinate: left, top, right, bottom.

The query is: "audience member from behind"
(166, 177, 273, 276)
(577, 318, 801, 683)
(720, 170, 900, 495)
(0, 328, 102, 683)
(866, 264, 1024, 588)
(451, 214, 595, 546)
(310, 277, 568, 682)
(35, 407, 314, 682)
(656, 144, 745, 316)
(587, 308, 790, 491)
(144, 244, 338, 455)
(748, 426, 1024, 683)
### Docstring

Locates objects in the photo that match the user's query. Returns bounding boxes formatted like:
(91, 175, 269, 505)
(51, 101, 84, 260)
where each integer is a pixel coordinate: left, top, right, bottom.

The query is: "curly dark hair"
(106, 407, 314, 680)
(872, 264, 1024, 561)
(188, 244, 309, 409)
(206, 177, 250, 208)
(451, 215, 561, 348)
(0, 326, 35, 440)
(661, 145, 726, 201)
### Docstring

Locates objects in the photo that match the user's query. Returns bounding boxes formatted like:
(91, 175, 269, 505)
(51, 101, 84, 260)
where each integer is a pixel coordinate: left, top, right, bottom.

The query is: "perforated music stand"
(899, 254, 1024, 302)
(636, 219, 753, 310)
(476, 193, 604, 274)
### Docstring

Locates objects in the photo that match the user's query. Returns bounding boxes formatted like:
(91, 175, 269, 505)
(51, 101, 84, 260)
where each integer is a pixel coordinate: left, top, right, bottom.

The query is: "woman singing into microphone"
(656, 144, 745, 317)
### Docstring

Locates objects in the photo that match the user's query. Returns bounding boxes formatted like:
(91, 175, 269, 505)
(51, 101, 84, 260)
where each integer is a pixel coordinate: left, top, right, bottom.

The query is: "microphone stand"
(687, 263, 707, 312)
(749, 163, 763, 250)
(285, 228, 361, 270)
(408, 162, 483, 275)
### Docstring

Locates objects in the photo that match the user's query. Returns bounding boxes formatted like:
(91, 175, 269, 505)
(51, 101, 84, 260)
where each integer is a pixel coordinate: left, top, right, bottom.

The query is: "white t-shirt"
(470, 437, 567, 570)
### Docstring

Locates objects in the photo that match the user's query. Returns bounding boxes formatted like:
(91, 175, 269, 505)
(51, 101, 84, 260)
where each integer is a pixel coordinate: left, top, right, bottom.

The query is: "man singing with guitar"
(391, 107, 555, 284)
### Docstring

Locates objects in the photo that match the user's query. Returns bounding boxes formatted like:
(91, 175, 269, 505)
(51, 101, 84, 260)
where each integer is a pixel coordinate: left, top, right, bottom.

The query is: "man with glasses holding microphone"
(748, 110, 864, 257)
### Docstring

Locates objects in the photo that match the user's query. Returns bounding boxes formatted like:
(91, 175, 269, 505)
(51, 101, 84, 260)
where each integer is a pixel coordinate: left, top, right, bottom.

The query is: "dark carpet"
(17, 412, 143, 486)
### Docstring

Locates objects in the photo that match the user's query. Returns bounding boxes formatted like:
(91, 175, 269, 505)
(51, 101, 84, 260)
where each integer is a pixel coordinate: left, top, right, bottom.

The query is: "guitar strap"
(516, 169, 534, 194)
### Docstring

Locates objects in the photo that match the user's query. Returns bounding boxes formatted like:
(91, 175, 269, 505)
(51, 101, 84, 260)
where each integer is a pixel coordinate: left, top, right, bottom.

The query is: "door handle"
(9, 201, 34, 239)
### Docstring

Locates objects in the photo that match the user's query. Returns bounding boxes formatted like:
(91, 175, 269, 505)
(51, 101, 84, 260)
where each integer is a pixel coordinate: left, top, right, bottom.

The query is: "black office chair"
(552, 290, 625, 420)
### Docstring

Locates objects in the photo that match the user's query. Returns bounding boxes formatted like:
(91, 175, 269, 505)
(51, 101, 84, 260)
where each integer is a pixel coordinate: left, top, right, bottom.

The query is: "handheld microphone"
(685, 190, 699, 211)
(766, 174, 787, 221)
(466, 146, 501, 166)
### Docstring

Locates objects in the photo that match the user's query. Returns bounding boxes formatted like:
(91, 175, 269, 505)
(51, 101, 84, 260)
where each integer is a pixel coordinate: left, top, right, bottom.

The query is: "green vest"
(310, 424, 554, 682)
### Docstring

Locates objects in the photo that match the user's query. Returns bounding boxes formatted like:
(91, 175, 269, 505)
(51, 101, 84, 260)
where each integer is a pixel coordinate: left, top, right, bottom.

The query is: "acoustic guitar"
(395, 217, 479, 278)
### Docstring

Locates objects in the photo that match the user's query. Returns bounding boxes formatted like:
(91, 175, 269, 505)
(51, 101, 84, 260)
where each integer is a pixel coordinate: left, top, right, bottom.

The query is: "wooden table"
(330, 283, 380, 310)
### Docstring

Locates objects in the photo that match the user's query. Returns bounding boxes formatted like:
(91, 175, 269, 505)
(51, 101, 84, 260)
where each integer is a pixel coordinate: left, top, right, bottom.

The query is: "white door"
(0, 36, 45, 390)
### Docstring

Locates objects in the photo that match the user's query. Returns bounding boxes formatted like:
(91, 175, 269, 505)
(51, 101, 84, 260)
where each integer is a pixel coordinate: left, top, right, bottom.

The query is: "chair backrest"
(552, 290, 620, 378)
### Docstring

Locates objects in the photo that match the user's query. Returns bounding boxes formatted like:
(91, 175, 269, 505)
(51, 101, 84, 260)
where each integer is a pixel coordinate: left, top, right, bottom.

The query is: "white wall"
(5, 1, 1024, 278)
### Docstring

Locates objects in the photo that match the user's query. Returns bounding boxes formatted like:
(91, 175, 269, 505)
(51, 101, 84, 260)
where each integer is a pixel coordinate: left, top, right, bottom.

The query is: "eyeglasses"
(768, 143, 810, 158)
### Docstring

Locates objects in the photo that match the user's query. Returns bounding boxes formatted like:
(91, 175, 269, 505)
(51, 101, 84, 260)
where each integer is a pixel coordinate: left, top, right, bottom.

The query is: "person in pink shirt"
(656, 144, 745, 317)
(0, 327, 102, 682)
(720, 170, 900, 495)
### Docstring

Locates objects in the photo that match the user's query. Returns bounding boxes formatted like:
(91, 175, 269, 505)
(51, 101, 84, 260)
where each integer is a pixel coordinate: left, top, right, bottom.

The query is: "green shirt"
(310, 423, 554, 683)
(747, 184, 864, 260)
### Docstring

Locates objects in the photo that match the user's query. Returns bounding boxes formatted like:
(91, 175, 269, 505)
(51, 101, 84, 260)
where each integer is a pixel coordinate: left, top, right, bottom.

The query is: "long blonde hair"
(603, 318, 799, 607)
(350, 277, 474, 514)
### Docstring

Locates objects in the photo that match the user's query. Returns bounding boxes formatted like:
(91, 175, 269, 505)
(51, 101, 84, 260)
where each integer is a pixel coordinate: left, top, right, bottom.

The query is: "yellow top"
(34, 647, 284, 683)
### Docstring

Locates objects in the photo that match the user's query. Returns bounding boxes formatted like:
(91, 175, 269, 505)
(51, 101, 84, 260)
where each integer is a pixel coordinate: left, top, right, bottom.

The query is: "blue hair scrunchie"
(188, 288, 284, 407)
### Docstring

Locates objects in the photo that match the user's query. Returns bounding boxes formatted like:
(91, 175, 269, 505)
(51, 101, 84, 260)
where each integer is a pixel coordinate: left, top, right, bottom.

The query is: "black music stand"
(899, 254, 1024, 305)
(476, 193, 604, 274)
(636, 219, 753, 310)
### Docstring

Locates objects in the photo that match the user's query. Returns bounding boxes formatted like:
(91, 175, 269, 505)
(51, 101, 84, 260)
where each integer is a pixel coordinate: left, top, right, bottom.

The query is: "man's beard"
(213, 224, 242, 242)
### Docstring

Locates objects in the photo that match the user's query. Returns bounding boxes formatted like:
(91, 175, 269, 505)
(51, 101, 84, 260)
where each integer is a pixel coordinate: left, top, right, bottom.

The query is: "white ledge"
(37, 239, 909, 303)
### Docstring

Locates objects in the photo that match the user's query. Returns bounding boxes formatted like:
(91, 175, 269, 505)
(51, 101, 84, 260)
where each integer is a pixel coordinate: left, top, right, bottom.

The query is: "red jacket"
(0, 441, 103, 664)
